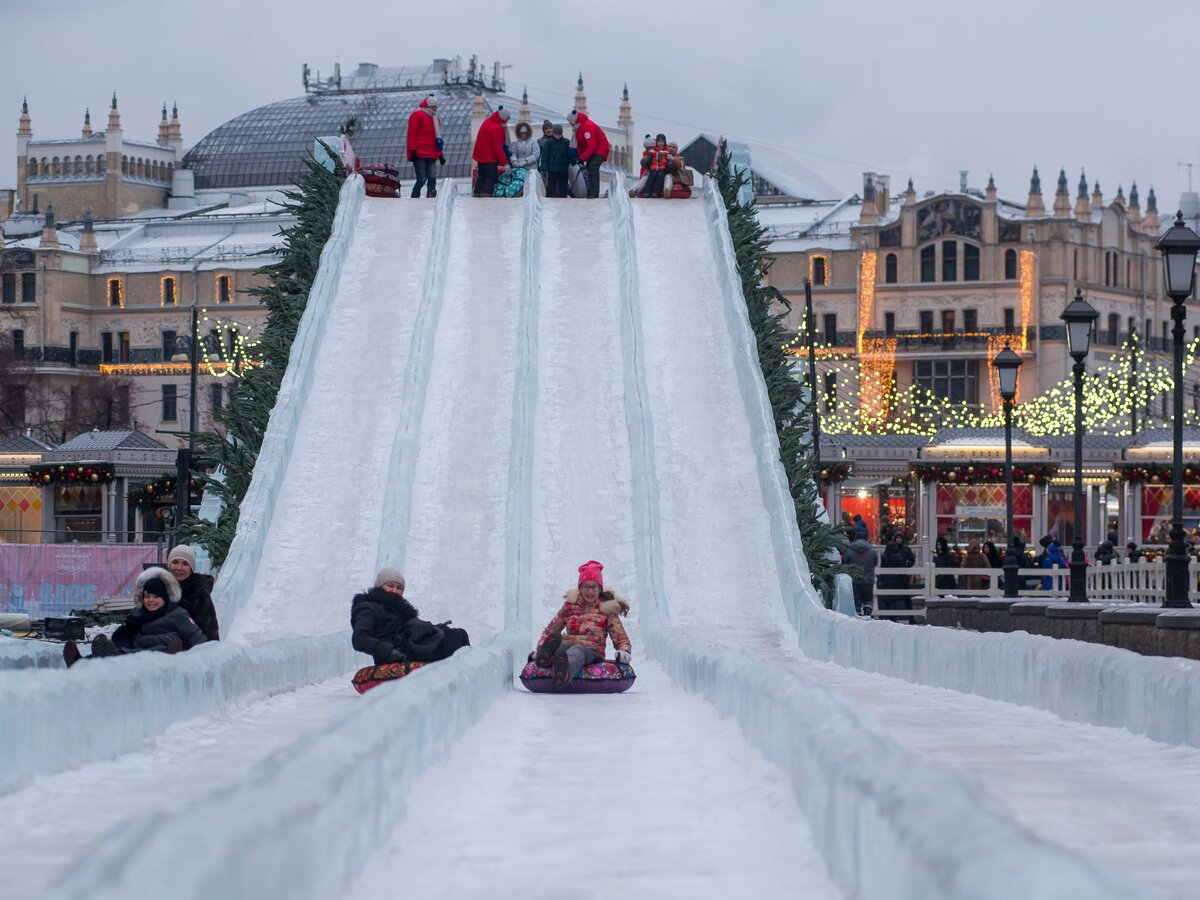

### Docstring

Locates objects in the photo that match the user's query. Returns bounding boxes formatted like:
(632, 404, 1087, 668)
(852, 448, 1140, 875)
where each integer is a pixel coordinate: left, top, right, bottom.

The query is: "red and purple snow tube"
(519, 659, 636, 694)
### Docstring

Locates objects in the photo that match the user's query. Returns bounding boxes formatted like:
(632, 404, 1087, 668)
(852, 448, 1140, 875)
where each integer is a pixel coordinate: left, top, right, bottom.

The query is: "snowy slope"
(231, 199, 437, 642)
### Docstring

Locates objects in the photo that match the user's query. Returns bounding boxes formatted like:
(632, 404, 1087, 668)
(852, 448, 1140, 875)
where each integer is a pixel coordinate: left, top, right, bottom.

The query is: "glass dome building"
(183, 60, 567, 189)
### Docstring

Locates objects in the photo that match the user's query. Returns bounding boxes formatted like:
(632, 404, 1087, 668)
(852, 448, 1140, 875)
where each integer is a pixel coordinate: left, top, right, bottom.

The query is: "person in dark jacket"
(878, 534, 916, 612)
(166, 544, 219, 642)
(933, 536, 958, 592)
(351, 567, 470, 666)
(65, 567, 207, 666)
(842, 537, 878, 615)
(1126, 540, 1143, 562)
(983, 540, 1004, 570)
(539, 124, 571, 198)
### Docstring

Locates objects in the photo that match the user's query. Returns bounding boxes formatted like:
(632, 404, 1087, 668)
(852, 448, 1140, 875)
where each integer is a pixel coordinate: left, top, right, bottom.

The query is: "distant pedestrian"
(406, 94, 444, 199)
(842, 536, 879, 615)
(539, 124, 571, 198)
(933, 536, 958, 592)
(473, 106, 510, 198)
(878, 534, 916, 612)
(1126, 540, 1143, 562)
(960, 539, 991, 591)
(567, 108, 609, 199)
(851, 514, 869, 542)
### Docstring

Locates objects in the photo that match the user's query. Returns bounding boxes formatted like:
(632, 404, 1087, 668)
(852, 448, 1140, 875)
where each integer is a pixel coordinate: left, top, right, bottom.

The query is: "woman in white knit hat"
(166, 544, 219, 641)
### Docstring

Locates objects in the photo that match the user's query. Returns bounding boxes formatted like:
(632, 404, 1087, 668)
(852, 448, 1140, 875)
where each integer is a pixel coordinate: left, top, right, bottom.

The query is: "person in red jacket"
(406, 94, 445, 199)
(472, 106, 511, 198)
(567, 109, 609, 199)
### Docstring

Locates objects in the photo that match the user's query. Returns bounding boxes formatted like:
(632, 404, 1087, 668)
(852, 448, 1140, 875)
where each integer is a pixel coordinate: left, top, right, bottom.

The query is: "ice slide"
(9, 173, 1198, 899)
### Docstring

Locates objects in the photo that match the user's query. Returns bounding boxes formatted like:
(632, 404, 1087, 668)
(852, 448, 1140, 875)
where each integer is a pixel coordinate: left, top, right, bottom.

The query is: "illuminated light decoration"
(1018, 250, 1035, 350)
(986, 334, 1024, 410)
(28, 463, 114, 485)
(854, 251, 896, 429)
(199, 310, 260, 378)
(1118, 463, 1200, 484)
(99, 360, 260, 376)
(128, 473, 202, 506)
(160, 275, 178, 307)
(911, 462, 1057, 485)
(818, 462, 851, 484)
(106, 277, 124, 308)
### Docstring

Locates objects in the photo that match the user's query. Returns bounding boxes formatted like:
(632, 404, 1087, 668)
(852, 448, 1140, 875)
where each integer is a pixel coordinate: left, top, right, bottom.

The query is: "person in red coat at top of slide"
(406, 93, 445, 199)
(472, 106, 511, 197)
(567, 109, 609, 199)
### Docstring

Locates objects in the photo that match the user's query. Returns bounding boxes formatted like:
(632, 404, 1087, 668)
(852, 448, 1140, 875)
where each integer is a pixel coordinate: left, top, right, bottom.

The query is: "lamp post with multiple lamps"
(992, 344, 1023, 598)
(1154, 211, 1200, 608)
(1061, 289, 1098, 602)
(168, 306, 220, 528)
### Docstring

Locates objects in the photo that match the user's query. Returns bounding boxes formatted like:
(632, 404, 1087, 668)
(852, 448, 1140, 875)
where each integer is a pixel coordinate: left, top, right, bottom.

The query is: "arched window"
(137, 158, 146, 178)
(941, 240, 958, 282)
(97, 155, 106, 174)
(1004, 249, 1017, 280)
(74, 155, 83, 175)
(85, 155, 94, 174)
(884, 253, 897, 284)
(920, 246, 936, 282)
(51, 156, 60, 176)
(121, 155, 129, 175)
(1107, 313, 1119, 347)
(27, 158, 37, 177)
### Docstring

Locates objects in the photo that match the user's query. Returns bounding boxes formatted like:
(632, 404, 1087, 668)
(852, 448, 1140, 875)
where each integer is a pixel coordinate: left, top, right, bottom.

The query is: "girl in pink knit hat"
(535, 560, 632, 689)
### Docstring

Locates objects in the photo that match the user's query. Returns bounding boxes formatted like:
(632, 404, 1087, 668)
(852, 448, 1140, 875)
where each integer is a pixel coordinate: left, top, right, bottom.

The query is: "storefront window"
(936, 483, 1032, 546)
(53, 485, 104, 542)
(1045, 490, 1084, 548)
(1140, 485, 1200, 544)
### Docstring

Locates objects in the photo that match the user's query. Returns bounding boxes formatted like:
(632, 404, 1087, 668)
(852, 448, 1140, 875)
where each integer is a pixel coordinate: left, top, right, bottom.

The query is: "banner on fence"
(0, 544, 157, 618)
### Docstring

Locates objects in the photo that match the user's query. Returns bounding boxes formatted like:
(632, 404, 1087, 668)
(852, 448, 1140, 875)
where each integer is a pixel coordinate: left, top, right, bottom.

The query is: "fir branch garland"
(174, 152, 346, 564)
(714, 147, 849, 602)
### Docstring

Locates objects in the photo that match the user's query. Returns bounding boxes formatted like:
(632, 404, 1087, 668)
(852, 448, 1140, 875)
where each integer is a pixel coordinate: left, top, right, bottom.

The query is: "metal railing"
(868, 559, 1200, 619)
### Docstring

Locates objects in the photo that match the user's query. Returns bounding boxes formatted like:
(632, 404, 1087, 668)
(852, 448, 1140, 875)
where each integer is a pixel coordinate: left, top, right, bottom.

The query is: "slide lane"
(232, 199, 436, 642)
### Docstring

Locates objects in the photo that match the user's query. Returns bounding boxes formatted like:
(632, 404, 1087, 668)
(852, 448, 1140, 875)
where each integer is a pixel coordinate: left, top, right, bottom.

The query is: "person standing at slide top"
(472, 105, 511, 198)
(406, 93, 445, 199)
(566, 109, 609, 199)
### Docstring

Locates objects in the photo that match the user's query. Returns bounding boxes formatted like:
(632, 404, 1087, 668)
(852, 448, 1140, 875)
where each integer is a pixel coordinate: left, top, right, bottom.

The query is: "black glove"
(387, 648, 407, 664)
(438, 155, 446, 166)
(408, 151, 416, 162)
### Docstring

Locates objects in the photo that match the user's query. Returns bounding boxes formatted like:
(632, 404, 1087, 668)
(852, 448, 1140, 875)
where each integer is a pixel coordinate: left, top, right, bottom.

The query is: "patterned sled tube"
(352, 660, 429, 694)
(518, 659, 636, 694)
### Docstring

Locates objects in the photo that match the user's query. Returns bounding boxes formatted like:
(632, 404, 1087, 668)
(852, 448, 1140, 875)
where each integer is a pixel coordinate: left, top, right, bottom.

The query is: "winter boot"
(551, 649, 573, 689)
(90, 634, 119, 658)
(164, 637, 184, 654)
(427, 188, 437, 199)
(535, 632, 562, 669)
(63, 640, 82, 667)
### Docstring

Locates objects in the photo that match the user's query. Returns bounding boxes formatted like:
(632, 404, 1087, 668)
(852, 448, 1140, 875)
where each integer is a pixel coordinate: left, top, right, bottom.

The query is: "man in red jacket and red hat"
(472, 106, 511, 197)
(406, 94, 444, 199)
(567, 109, 609, 199)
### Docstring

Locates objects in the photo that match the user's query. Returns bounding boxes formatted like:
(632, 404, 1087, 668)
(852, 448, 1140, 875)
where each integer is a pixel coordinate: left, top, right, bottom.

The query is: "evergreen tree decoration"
(715, 145, 849, 602)
(175, 151, 346, 565)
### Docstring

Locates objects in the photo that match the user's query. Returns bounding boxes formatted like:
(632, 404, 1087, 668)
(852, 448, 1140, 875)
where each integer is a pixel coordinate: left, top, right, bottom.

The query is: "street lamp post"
(992, 344, 1023, 597)
(170, 306, 218, 530)
(805, 277, 821, 482)
(1155, 211, 1200, 608)
(1061, 289, 1099, 602)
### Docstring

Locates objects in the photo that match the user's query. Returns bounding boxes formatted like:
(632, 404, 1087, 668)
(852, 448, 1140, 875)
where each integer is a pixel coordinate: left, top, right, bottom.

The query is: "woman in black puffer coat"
(167, 544, 219, 642)
(351, 567, 470, 666)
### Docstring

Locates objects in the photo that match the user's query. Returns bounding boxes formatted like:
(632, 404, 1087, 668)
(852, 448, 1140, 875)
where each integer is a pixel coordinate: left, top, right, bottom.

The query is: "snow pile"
(47, 641, 516, 900)
(645, 625, 1153, 899)
(0, 637, 64, 670)
(213, 175, 366, 633)
(0, 632, 362, 794)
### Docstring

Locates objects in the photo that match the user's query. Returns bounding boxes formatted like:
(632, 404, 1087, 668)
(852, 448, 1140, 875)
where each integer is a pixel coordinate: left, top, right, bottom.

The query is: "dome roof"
(183, 86, 562, 190)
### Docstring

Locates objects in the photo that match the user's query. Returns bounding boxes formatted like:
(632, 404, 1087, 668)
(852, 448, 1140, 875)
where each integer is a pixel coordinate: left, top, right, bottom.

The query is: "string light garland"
(1117, 463, 1200, 484)
(128, 473, 201, 506)
(28, 463, 114, 485)
(911, 462, 1058, 484)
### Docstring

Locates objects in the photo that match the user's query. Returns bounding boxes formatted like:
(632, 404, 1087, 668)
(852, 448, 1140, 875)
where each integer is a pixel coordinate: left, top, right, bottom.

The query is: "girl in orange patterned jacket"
(535, 560, 631, 689)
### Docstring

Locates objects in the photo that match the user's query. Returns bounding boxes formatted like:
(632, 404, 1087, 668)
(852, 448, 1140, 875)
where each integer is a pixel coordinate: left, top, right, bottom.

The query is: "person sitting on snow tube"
(639, 134, 672, 199)
(664, 143, 694, 199)
(534, 559, 631, 689)
(166, 544, 219, 642)
(351, 567, 471, 666)
(64, 567, 208, 666)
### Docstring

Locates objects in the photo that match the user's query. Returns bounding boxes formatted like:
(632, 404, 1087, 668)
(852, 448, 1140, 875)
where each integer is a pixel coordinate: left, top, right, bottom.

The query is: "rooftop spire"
(521, 86, 528, 104)
(18, 97, 32, 136)
(81, 106, 92, 138)
(1129, 181, 1140, 208)
(1147, 185, 1158, 212)
(1077, 169, 1088, 199)
(1030, 166, 1042, 194)
(161, 102, 168, 121)
(1056, 167, 1068, 194)
(622, 82, 629, 101)
(577, 72, 584, 91)
(107, 92, 121, 130)
(171, 100, 178, 120)
(111, 91, 118, 110)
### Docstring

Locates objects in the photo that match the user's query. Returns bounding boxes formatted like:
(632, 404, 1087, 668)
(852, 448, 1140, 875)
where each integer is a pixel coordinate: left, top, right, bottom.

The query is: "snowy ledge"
(0, 632, 362, 795)
(46, 640, 516, 900)
(645, 625, 1154, 900)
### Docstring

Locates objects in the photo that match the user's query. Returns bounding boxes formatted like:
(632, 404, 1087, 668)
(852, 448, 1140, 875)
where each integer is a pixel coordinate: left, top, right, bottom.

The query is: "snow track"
(18, 178, 1200, 899)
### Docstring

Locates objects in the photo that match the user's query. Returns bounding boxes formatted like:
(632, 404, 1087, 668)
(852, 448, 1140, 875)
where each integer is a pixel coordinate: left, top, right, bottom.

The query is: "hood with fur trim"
(563, 588, 630, 616)
(133, 566, 182, 607)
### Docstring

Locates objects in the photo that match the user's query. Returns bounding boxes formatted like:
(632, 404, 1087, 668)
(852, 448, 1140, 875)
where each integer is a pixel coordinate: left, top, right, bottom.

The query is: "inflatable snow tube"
(351, 660, 429, 694)
(361, 163, 400, 198)
(519, 659, 636, 694)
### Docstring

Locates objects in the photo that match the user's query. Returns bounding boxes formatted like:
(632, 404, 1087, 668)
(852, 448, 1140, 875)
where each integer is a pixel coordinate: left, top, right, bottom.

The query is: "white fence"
(868, 559, 1200, 619)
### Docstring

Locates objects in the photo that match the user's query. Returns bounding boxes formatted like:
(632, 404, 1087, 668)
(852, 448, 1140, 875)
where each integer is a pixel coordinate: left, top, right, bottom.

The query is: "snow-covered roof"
(0, 434, 56, 453)
(51, 430, 169, 453)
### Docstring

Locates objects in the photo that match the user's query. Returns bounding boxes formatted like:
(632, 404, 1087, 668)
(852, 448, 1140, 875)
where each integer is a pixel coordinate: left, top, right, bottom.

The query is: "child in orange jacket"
(535, 560, 631, 689)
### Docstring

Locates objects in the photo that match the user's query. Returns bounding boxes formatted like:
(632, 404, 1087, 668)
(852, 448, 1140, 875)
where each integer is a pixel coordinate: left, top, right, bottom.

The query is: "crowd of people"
(405, 94, 692, 201)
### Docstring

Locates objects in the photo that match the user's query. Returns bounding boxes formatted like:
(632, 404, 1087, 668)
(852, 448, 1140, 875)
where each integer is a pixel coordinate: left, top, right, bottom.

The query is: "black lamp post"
(1155, 211, 1200, 608)
(1061, 288, 1099, 602)
(992, 343, 1023, 597)
(170, 309, 219, 530)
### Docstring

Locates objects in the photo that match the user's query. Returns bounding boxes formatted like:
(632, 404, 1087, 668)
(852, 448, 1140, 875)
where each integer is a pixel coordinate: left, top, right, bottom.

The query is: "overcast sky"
(3, 0, 1200, 212)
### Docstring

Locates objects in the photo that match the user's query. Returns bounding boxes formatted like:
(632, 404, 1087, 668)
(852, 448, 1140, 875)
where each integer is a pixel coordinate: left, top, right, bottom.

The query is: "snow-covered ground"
(2, 675, 359, 900)
(343, 660, 844, 900)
